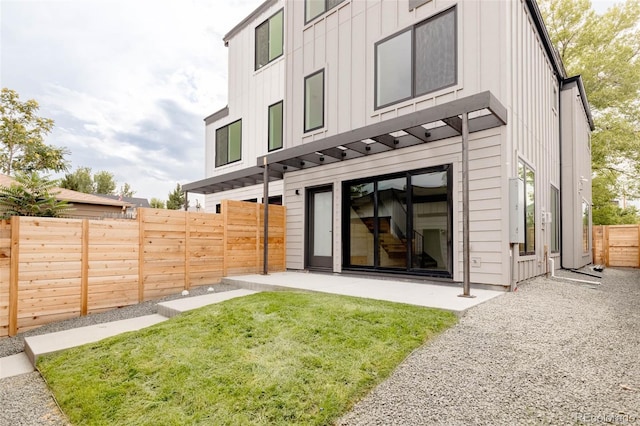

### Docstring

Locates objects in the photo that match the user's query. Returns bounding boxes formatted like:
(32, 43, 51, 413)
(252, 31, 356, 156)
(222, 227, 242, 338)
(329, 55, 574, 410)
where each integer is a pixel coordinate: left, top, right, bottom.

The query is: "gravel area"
(0, 283, 240, 358)
(2, 269, 638, 425)
(339, 267, 640, 425)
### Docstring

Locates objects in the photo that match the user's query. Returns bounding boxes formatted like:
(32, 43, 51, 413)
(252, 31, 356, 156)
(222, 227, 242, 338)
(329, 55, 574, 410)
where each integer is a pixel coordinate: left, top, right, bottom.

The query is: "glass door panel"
(377, 177, 407, 268)
(348, 182, 374, 267)
(308, 186, 333, 269)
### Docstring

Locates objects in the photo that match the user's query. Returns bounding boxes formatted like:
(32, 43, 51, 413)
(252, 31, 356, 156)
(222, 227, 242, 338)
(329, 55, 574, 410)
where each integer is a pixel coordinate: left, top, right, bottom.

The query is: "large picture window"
(304, 70, 324, 132)
(255, 9, 283, 70)
(306, 0, 345, 23)
(343, 165, 452, 277)
(375, 7, 456, 109)
(215, 119, 242, 167)
(550, 185, 560, 253)
(268, 101, 283, 151)
(519, 160, 535, 255)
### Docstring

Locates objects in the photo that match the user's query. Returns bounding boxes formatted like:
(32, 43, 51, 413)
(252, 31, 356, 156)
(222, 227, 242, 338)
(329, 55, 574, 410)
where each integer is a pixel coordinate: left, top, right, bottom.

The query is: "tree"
(166, 183, 186, 210)
(539, 0, 640, 223)
(119, 182, 135, 198)
(59, 166, 94, 193)
(94, 171, 117, 195)
(0, 88, 69, 175)
(150, 198, 165, 209)
(0, 172, 70, 218)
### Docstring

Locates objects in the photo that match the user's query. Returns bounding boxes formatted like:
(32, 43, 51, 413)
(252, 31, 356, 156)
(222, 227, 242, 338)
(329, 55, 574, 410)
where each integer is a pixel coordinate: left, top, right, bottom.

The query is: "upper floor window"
(375, 7, 456, 109)
(304, 70, 324, 132)
(268, 101, 283, 151)
(255, 9, 283, 70)
(306, 0, 345, 23)
(519, 160, 535, 255)
(215, 119, 242, 167)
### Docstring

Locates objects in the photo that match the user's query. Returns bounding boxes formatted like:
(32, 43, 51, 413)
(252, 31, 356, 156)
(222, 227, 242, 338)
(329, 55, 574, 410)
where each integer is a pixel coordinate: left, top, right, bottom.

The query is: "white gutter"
(548, 258, 601, 285)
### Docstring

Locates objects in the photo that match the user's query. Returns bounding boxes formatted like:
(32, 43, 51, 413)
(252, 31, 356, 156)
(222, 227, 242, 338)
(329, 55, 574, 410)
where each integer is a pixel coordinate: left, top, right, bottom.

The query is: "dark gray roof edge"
(562, 76, 596, 131)
(223, 0, 279, 45)
(204, 106, 229, 125)
(524, 0, 567, 79)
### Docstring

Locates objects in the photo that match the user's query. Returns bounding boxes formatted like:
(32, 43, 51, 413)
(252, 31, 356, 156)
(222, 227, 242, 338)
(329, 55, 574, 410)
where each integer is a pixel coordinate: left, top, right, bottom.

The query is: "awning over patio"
(183, 91, 507, 195)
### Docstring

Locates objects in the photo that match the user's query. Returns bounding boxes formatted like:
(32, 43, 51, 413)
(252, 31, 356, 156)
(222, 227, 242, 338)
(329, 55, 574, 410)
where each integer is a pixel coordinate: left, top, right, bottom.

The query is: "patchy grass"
(38, 291, 457, 425)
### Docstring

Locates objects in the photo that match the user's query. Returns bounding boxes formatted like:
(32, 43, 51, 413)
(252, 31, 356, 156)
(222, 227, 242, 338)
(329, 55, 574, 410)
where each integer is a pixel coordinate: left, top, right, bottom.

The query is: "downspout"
(558, 78, 565, 271)
(549, 258, 600, 285)
(262, 157, 269, 275)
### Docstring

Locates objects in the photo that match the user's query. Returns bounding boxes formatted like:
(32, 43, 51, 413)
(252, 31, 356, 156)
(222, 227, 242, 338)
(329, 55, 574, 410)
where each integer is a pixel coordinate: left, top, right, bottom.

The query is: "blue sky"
(0, 0, 618, 202)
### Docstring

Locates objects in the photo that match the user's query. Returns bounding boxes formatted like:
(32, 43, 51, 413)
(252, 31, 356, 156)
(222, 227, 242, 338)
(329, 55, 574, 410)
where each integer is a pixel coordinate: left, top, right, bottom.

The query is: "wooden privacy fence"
(0, 200, 285, 337)
(592, 224, 640, 267)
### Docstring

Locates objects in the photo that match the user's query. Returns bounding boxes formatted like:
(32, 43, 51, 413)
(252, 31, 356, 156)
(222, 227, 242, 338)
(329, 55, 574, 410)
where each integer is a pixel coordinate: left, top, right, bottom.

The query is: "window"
(519, 160, 535, 255)
(268, 101, 283, 151)
(582, 200, 590, 253)
(304, 70, 324, 132)
(344, 165, 452, 276)
(306, 0, 345, 23)
(255, 9, 283, 70)
(215, 119, 242, 167)
(375, 7, 456, 109)
(550, 185, 560, 253)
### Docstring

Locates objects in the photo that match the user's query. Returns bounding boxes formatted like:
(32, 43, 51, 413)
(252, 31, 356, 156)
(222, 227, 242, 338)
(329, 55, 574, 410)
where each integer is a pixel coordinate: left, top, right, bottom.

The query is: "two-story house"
(184, 0, 594, 290)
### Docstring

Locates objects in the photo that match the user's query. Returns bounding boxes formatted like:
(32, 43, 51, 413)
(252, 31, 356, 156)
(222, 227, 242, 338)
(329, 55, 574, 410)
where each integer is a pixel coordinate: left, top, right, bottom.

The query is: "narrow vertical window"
(215, 119, 242, 167)
(519, 160, 535, 255)
(582, 200, 590, 253)
(255, 9, 283, 70)
(550, 185, 560, 253)
(268, 101, 283, 151)
(304, 70, 324, 132)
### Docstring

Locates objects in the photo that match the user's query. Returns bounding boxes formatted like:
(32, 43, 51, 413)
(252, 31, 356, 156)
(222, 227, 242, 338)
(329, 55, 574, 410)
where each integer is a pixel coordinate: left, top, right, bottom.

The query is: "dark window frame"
(304, 69, 325, 133)
(374, 6, 457, 110)
(255, 9, 284, 71)
(268, 100, 284, 151)
(305, 0, 346, 24)
(518, 159, 536, 256)
(215, 119, 242, 168)
(341, 164, 453, 278)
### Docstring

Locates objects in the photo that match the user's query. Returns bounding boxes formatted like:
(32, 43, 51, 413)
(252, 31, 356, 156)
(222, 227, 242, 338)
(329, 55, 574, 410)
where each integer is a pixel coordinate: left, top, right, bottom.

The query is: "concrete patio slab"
(24, 314, 168, 365)
(223, 272, 504, 314)
(0, 353, 34, 379)
(157, 289, 260, 318)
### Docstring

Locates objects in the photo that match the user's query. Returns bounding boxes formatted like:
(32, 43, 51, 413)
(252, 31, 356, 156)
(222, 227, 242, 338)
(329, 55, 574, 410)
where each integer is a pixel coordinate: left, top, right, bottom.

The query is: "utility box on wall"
(509, 178, 525, 244)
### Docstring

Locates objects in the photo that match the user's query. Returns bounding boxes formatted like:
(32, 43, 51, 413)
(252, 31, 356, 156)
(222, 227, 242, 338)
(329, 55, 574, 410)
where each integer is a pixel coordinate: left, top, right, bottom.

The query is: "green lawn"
(38, 291, 457, 425)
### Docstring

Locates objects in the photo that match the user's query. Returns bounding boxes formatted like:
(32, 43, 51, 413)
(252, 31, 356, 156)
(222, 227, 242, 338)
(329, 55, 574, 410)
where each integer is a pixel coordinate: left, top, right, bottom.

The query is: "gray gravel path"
(339, 268, 640, 425)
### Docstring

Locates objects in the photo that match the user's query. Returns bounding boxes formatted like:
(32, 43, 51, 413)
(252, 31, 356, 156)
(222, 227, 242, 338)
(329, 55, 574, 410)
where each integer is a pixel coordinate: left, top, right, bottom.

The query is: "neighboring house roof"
(0, 173, 131, 208)
(98, 194, 150, 208)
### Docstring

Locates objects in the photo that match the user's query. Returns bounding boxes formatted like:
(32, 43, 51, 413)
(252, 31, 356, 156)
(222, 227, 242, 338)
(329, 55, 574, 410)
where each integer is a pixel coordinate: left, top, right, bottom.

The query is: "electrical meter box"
(509, 178, 525, 244)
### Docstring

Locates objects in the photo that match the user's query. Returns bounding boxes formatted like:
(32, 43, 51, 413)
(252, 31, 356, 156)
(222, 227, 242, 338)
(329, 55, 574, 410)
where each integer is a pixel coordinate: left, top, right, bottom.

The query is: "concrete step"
(0, 353, 34, 379)
(24, 314, 168, 366)
(157, 289, 259, 318)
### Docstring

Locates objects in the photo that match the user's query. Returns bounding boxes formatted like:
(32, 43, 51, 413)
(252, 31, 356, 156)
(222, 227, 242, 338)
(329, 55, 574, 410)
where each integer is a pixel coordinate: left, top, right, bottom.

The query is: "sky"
(0, 0, 620, 204)
(0, 0, 262, 203)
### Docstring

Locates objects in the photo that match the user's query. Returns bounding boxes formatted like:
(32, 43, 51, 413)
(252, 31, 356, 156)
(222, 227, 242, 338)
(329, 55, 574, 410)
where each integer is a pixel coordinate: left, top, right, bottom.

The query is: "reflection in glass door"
(344, 165, 451, 277)
(307, 186, 333, 269)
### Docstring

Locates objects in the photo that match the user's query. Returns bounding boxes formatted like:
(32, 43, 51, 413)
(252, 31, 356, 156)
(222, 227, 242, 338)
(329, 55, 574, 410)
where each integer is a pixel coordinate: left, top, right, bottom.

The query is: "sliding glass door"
(343, 165, 452, 277)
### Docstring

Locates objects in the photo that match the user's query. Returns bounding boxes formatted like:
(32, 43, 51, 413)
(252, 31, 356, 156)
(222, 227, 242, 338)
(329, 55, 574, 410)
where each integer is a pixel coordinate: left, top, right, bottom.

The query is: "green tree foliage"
(150, 198, 165, 209)
(166, 183, 186, 210)
(119, 182, 135, 198)
(59, 166, 94, 193)
(94, 171, 117, 195)
(539, 0, 640, 224)
(0, 88, 69, 176)
(0, 172, 71, 218)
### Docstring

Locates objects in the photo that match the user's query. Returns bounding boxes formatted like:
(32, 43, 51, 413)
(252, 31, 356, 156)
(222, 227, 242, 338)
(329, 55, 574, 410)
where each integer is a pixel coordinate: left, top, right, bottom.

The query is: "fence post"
(138, 208, 145, 302)
(256, 203, 261, 274)
(638, 224, 640, 268)
(222, 200, 228, 277)
(184, 211, 190, 290)
(604, 226, 610, 267)
(81, 219, 89, 316)
(8, 217, 19, 337)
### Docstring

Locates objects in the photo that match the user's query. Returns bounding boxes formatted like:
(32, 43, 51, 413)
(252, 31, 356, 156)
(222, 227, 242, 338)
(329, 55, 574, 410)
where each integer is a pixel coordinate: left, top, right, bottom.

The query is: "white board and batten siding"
(203, 0, 286, 195)
(204, 180, 284, 211)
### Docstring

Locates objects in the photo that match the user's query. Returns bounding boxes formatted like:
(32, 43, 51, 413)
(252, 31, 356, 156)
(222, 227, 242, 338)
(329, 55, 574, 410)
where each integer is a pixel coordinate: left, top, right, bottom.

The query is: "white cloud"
(1, 0, 260, 202)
